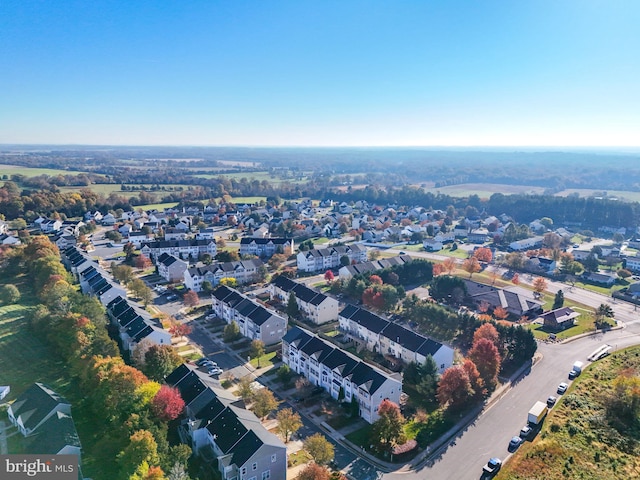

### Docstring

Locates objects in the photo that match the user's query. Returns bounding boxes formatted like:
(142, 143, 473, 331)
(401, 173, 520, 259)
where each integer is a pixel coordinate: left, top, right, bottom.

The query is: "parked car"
(508, 436, 522, 451)
(547, 395, 557, 407)
(195, 358, 209, 366)
(519, 425, 533, 439)
(482, 458, 502, 477)
(208, 367, 223, 376)
(166, 294, 178, 301)
(557, 382, 568, 394)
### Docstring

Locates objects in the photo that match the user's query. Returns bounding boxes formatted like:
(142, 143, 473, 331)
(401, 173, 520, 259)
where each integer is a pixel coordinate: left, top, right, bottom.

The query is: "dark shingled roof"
(206, 408, 248, 454)
(165, 364, 191, 385)
(24, 411, 80, 455)
(9, 383, 70, 432)
(380, 322, 428, 352)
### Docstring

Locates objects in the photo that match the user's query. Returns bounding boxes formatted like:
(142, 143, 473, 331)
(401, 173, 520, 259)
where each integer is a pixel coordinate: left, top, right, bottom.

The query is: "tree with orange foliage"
(473, 247, 493, 263)
(432, 263, 446, 276)
(511, 273, 520, 285)
(473, 323, 501, 350)
(443, 257, 457, 275)
(462, 257, 481, 278)
(462, 359, 485, 400)
(369, 275, 383, 285)
(493, 306, 509, 320)
(533, 277, 548, 296)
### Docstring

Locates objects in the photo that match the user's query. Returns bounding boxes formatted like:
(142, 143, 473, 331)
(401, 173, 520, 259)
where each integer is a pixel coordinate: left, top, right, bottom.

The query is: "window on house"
(271, 454, 277, 463)
(252, 462, 257, 470)
(241, 467, 247, 475)
(262, 471, 271, 480)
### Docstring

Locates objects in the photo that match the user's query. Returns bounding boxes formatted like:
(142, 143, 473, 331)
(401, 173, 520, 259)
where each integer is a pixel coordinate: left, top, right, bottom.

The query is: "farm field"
(497, 346, 640, 479)
(424, 183, 547, 198)
(58, 183, 194, 198)
(555, 188, 640, 203)
(193, 170, 310, 184)
(0, 164, 93, 178)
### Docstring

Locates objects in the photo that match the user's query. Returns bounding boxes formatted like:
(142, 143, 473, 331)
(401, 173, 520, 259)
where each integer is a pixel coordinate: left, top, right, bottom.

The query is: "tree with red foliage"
(511, 273, 520, 285)
(369, 275, 383, 285)
(437, 365, 475, 411)
(362, 287, 385, 310)
(296, 463, 330, 480)
(135, 254, 152, 269)
(169, 322, 192, 338)
(151, 385, 185, 421)
(324, 270, 335, 283)
(473, 247, 493, 263)
(468, 338, 502, 391)
(183, 290, 199, 308)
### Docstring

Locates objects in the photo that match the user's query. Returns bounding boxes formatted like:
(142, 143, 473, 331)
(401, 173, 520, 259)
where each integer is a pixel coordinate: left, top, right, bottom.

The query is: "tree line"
(5, 237, 192, 480)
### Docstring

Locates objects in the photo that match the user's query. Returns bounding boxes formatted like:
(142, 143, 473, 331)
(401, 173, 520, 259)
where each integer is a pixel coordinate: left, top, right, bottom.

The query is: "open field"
(497, 346, 640, 479)
(556, 188, 640, 203)
(424, 183, 547, 199)
(0, 164, 93, 178)
(135, 201, 180, 211)
(58, 183, 194, 199)
(193, 170, 311, 184)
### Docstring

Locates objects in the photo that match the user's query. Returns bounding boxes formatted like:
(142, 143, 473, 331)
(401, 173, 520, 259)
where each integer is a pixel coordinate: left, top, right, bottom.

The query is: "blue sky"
(1, 1, 638, 146)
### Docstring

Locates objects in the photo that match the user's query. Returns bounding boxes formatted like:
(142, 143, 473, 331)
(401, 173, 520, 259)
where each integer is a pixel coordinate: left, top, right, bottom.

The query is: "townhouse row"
(268, 276, 339, 325)
(338, 305, 454, 373)
(167, 365, 287, 480)
(296, 244, 368, 273)
(282, 326, 402, 424)
(211, 286, 288, 345)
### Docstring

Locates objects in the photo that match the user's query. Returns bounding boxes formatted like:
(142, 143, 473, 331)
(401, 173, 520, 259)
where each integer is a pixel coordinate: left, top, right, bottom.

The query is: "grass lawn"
(438, 247, 470, 259)
(249, 351, 277, 368)
(287, 450, 312, 468)
(0, 277, 104, 478)
(572, 280, 624, 296)
(497, 346, 640, 479)
(346, 424, 373, 450)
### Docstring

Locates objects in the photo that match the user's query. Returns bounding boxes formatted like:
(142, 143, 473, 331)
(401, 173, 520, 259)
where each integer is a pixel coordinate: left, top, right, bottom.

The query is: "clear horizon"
(1, 1, 639, 147)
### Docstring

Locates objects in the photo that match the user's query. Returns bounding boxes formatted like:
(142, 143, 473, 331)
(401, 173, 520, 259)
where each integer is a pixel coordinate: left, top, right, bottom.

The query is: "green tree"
(129, 278, 153, 306)
(275, 407, 302, 443)
(286, 292, 300, 319)
(595, 303, 614, 327)
(340, 255, 350, 266)
(144, 345, 184, 381)
(223, 321, 241, 342)
(236, 376, 255, 403)
(0, 284, 20, 304)
(276, 364, 293, 385)
(117, 429, 160, 479)
(303, 433, 335, 465)
(112, 264, 135, 284)
(249, 339, 265, 367)
(553, 290, 565, 309)
(583, 253, 600, 273)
